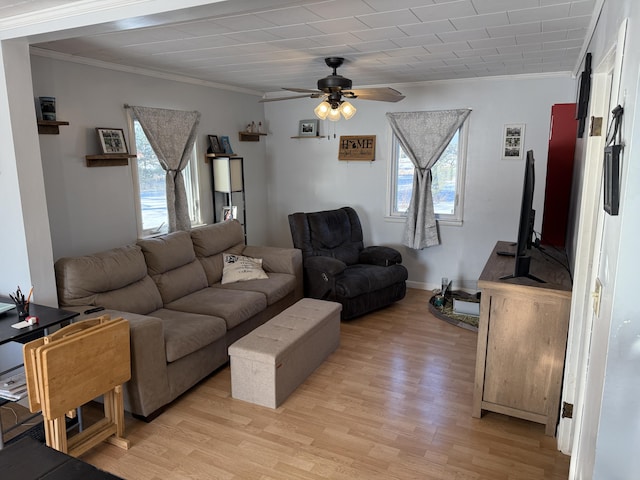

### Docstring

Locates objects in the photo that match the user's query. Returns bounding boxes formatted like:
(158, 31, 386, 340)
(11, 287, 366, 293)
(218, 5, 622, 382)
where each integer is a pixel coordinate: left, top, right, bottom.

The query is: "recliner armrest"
(359, 246, 402, 267)
(303, 256, 346, 300)
(305, 255, 347, 276)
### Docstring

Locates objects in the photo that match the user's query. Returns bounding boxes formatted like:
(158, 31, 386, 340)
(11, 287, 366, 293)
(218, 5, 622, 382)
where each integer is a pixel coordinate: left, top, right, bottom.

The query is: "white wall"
(0, 39, 58, 306)
(264, 75, 575, 290)
(31, 54, 269, 259)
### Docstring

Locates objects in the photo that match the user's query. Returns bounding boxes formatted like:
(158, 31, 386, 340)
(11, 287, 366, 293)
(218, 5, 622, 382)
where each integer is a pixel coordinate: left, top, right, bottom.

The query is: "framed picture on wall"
(96, 128, 128, 154)
(220, 136, 234, 154)
(208, 135, 223, 154)
(501, 124, 525, 160)
(299, 119, 318, 136)
(222, 205, 237, 221)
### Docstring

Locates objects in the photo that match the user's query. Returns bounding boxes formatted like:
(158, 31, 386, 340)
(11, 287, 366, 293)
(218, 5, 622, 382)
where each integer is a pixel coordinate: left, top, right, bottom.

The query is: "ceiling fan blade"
(259, 94, 316, 103)
(345, 87, 405, 102)
(283, 87, 323, 94)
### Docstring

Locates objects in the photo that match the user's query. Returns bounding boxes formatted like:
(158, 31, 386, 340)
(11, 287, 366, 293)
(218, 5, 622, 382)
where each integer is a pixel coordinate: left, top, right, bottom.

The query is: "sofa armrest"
(93, 309, 171, 418)
(242, 245, 300, 274)
(243, 245, 304, 299)
(359, 246, 402, 267)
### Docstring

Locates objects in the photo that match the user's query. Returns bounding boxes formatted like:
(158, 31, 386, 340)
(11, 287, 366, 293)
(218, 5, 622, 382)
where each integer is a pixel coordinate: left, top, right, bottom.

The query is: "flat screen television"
(500, 150, 545, 283)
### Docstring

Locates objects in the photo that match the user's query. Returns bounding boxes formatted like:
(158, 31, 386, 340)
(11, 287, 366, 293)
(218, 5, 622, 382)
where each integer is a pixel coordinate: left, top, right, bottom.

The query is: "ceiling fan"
(260, 57, 405, 120)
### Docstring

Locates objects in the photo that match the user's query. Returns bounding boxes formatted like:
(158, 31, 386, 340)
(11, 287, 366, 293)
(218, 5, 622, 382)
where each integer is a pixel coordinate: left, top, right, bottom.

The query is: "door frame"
(556, 19, 627, 461)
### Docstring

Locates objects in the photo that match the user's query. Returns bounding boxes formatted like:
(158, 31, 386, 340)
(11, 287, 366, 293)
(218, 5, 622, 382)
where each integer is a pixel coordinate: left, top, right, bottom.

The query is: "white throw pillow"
(221, 253, 268, 284)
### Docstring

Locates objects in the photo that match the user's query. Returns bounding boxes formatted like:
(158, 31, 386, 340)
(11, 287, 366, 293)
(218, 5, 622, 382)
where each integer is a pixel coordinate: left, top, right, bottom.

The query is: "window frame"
(387, 122, 469, 227)
(127, 113, 202, 238)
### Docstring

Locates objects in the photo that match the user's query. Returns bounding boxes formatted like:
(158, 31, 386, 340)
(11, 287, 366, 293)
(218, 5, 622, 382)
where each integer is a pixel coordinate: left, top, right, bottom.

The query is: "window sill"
(139, 231, 168, 239)
(384, 215, 462, 227)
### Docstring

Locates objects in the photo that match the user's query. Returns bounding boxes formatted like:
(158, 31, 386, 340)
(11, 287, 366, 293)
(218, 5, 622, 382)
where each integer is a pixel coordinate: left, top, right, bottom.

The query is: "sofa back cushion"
(191, 221, 245, 285)
(54, 244, 163, 314)
(138, 230, 208, 303)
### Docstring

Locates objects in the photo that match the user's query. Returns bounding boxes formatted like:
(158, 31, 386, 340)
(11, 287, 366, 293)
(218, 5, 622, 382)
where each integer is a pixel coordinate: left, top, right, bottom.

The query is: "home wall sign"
(338, 135, 376, 161)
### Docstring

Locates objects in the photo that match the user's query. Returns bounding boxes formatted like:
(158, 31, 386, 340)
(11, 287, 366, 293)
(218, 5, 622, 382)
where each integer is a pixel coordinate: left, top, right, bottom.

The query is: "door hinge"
(592, 278, 602, 316)
(590, 116, 603, 136)
(562, 402, 574, 419)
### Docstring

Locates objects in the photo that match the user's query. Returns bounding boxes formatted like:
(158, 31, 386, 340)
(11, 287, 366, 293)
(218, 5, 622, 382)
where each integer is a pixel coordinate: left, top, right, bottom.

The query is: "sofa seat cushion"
(214, 272, 296, 305)
(165, 287, 267, 330)
(335, 264, 408, 299)
(150, 309, 227, 363)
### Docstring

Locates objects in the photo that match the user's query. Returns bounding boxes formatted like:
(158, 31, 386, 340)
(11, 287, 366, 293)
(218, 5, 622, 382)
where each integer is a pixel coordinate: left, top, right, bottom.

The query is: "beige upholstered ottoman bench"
(228, 298, 342, 408)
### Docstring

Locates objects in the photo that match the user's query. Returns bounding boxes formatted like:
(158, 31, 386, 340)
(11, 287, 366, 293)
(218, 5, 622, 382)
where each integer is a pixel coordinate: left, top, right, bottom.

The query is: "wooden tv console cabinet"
(472, 241, 572, 436)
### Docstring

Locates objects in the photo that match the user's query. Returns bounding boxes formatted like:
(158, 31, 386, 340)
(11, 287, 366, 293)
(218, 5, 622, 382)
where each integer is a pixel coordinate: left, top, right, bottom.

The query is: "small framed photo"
(39, 96, 56, 121)
(220, 135, 234, 154)
(208, 135, 223, 154)
(222, 205, 238, 221)
(299, 119, 318, 136)
(501, 124, 525, 160)
(96, 128, 128, 154)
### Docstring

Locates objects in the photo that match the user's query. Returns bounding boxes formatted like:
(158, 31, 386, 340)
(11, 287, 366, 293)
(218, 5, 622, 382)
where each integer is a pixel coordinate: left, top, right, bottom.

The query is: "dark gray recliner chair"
(288, 207, 408, 320)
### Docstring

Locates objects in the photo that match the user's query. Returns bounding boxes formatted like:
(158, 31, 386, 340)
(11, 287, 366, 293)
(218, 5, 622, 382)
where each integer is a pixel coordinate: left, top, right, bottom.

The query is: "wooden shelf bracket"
(85, 154, 136, 167)
(238, 131, 267, 142)
(37, 120, 69, 135)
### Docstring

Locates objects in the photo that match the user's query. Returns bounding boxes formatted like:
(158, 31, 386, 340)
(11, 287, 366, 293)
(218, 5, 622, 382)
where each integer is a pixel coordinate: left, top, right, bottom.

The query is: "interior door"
(560, 20, 627, 476)
(557, 66, 610, 450)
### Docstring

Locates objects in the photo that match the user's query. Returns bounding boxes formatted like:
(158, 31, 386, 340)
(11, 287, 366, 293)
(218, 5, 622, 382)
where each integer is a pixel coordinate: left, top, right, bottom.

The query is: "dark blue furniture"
(288, 207, 408, 320)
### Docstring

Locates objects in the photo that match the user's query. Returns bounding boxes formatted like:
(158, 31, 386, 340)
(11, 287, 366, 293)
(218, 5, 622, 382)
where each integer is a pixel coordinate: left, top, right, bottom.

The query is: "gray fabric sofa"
(54, 220, 303, 419)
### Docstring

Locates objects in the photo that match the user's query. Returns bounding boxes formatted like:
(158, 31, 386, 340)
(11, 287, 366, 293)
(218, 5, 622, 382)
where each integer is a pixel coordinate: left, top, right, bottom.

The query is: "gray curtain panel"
(386, 109, 471, 249)
(131, 106, 200, 232)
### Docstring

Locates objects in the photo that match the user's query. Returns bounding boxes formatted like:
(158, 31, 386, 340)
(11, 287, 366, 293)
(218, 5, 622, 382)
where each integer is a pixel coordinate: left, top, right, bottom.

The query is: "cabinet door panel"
(483, 293, 570, 415)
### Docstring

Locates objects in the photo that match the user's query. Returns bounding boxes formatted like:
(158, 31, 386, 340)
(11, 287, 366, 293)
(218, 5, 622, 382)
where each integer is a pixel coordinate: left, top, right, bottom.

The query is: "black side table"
(0, 299, 79, 347)
(0, 299, 79, 449)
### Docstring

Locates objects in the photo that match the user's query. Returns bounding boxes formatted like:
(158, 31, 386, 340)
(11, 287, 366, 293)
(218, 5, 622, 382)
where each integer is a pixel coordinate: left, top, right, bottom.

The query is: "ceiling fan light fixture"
(314, 101, 331, 120)
(340, 101, 356, 120)
(327, 106, 342, 122)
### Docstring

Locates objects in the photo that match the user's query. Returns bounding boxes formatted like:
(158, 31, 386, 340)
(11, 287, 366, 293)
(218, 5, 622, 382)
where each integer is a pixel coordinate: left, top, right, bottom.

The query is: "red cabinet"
(540, 103, 578, 247)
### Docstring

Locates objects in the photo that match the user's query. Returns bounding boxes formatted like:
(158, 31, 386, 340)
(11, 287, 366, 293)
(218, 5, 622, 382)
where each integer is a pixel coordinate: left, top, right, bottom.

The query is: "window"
(130, 119, 201, 237)
(390, 125, 467, 225)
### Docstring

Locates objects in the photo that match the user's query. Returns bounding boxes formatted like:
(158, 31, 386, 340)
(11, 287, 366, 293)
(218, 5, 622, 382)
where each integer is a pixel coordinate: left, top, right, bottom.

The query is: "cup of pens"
(10, 286, 32, 318)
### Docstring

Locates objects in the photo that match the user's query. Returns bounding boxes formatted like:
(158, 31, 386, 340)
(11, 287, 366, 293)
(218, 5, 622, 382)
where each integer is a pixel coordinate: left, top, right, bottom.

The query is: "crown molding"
(30, 46, 263, 96)
(0, 0, 220, 40)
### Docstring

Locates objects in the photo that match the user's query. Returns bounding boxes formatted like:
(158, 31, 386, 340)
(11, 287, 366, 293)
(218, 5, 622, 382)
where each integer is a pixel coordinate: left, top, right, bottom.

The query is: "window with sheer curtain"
(386, 109, 471, 249)
(129, 118, 201, 237)
(390, 124, 468, 224)
(128, 105, 201, 235)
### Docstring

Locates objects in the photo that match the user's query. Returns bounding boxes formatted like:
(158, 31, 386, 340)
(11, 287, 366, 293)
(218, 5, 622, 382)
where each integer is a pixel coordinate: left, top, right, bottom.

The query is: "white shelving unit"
(207, 154, 246, 241)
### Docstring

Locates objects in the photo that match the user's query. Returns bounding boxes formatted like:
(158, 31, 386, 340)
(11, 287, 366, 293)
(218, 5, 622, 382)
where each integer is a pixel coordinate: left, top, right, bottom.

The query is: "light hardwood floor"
(82, 288, 570, 479)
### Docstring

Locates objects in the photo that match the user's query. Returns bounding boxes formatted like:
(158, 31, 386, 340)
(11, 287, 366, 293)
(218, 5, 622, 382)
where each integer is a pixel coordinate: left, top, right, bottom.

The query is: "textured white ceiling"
(7, 0, 597, 94)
